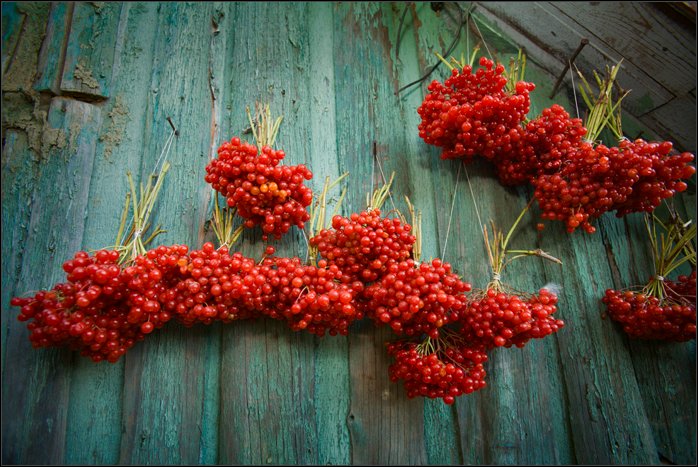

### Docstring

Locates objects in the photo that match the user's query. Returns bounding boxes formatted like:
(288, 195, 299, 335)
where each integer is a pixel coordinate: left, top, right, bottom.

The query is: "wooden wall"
(1, 2, 695, 464)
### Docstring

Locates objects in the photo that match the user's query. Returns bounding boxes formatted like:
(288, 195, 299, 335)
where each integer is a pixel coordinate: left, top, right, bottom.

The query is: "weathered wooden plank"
(62, 3, 163, 465)
(405, 4, 577, 464)
(333, 3, 429, 464)
(115, 3, 220, 464)
(2, 2, 50, 93)
(536, 225, 659, 464)
(1, 2, 25, 74)
(0, 131, 40, 373)
(396, 3, 471, 463)
(1, 97, 102, 465)
(33, 2, 72, 94)
(60, 1, 120, 99)
(216, 3, 324, 464)
(474, 2, 674, 122)
(598, 211, 697, 466)
(551, 2, 696, 97)
(639, 92, 697, 154)
(1, 0, 50, 377)
(307, 3, 352, 465)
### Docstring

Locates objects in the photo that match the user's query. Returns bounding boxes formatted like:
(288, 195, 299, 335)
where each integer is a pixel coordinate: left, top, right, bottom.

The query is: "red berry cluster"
(309, 210, 416, 283)
(418, 57, 535, 162)
(12, 249, 146, 363)
(271, 257, 362, 336)
(204, 136, 313, 240)
(666, 270, 697, 304)
(534, 140, 696, 233)
(460, 287, 563, 349)
(363, 258, 471, 339)
(11, 203, 571, 404)
(602, 285, 696, 342)
(386, 339, 488, 405)
(11, 240, 372, 364)
(495, 104, 586, 186)
(417, 57, 696, 234)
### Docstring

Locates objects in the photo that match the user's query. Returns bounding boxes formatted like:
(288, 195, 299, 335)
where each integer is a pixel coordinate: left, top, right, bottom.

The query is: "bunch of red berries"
(495, 104, 587, 186)
(460, 287, 563, 349)
(168, 243, 266, 327)
(534, 140, 695, 233)
(386, 337, 488, 405)
(613, 139, 696, 216)
(417, 57, 535, 162)
(666, 270, 696, 304)
(120, 244, 190, 334)
(363, 258, 471, 339)
(205, 137, 313, 240)
(12, 249, 145, 363)
(309, 210, 416, 283)
(602, 286, 696, 342)
(271, 258, 362, 336)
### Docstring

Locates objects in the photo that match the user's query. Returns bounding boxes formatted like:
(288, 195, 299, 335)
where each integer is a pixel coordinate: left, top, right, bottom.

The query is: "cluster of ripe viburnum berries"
(418, 57, 696, 234)
(11, 201, 565, 403)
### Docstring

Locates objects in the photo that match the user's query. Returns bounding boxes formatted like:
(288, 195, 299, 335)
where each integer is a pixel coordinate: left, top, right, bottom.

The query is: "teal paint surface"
(1, 2, 696, 465)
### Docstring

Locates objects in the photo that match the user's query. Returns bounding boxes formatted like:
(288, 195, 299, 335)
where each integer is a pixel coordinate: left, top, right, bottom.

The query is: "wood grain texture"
(1, 2, 696, 465)
(550, 2, 696, 97)
(33, 2, 72, 94)
(60, 1, 120, 99)
(473, 1, 697, 155)
(2, 97, 102, 464)
(63, 3, 162, 464)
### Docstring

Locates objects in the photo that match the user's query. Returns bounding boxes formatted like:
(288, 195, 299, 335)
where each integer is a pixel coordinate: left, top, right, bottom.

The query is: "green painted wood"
(1, 2, 25, 74)
(0, 130, 40, 373)
(2, 97, 102, 464)
(307, 3, 352, 465)
(63, 3, 162, 464)
(597, 211, 697, 466)
(60, 1, 120, 99)
(117, 3, 219, 464)
(1, 2, 696, 465)
(333, 4, 430, 464)
(1, 0, 49, 384)
(33, 2, 72, 94)
(217, 3, 327, 464)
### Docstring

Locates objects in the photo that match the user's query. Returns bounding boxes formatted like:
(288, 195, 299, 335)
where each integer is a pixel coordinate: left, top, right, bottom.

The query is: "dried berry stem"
(576, 60, 629, 142)
(210, 194, 243, 248)
(307, 172, 349, 265)
(247, 103, 283, 150)
(643, 212, 696, 301)
(367, 171, 396, 211)
(483, 198, 561, 290)
(405, 196, 422, 262)
(114, 162, 171, 264)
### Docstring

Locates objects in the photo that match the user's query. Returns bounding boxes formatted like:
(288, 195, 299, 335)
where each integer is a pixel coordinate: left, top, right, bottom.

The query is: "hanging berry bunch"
(309, 173, 417, 284)
(387, 330, 488, 405)
(205, 105, 313, 240)
(533, 62, 696, 233)
(12, 157, 177, 362)
(495, 103, 587, 186)
(602, 212, 696, 341)
(460, 201, 565, 349)
(416, 52, 696, 235)
(417, 53, 535, 162)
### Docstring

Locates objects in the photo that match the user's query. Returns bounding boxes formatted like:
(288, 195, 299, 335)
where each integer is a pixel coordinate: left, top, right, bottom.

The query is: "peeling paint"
(74, 61, 100, 90)
(99, 95, 130, 159)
